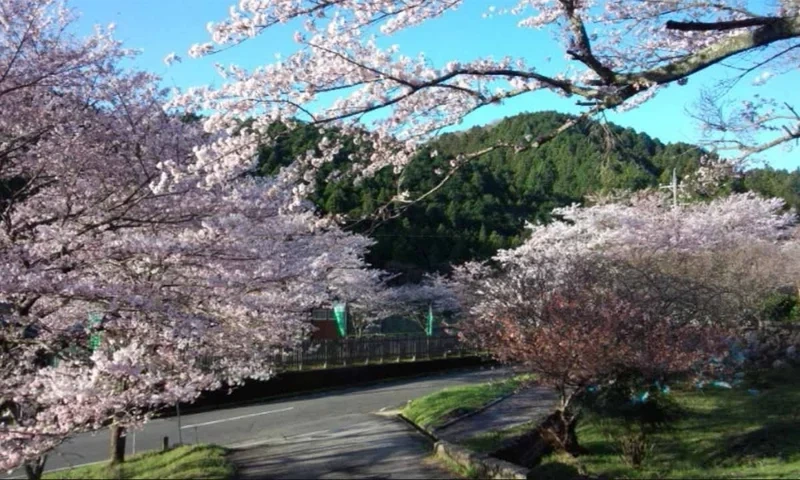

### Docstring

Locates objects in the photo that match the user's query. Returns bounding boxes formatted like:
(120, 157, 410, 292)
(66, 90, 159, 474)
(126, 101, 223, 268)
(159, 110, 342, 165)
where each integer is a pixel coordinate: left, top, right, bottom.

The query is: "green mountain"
(257, 111, 800, 280)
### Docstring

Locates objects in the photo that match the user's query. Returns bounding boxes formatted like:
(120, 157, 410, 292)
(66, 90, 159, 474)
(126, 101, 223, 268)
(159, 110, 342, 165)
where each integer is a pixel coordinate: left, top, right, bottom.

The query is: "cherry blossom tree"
(322, 270, 459, 336)
(452, 191, 798, 453)
(0, 1, 378, 477)
(458, 259, 730, 453)
(177, 0, 800, 210)
(324, 267, 394, 336)
(376, 275, 460, 334)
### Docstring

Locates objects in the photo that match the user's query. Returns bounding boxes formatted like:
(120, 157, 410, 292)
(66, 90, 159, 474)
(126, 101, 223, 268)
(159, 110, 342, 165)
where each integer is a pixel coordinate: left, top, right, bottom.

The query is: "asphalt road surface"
(8, 367, 510, 479)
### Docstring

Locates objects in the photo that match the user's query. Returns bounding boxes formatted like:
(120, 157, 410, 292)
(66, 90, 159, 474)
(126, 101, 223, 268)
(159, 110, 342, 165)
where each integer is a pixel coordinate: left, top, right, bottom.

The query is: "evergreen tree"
(255, 112, 799, 278)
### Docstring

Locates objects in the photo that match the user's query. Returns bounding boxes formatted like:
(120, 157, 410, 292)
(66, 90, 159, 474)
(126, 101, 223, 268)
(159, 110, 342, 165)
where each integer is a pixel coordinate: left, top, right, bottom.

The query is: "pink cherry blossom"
(180, 0, 800, 185)
(0, 1, 383, 475)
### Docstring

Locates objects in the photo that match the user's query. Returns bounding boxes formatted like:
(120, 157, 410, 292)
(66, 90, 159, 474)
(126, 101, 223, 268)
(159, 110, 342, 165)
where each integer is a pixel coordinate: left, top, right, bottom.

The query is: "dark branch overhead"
(665, 17, 782, 32)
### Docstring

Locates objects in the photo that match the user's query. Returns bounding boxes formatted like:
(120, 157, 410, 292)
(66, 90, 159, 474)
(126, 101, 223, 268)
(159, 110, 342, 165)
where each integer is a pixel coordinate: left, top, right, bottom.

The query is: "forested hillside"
(257, 111, 800, 279)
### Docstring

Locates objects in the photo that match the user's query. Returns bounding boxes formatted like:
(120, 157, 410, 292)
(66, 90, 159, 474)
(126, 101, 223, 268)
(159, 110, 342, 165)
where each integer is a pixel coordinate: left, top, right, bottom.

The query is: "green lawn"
(402, 374, 533, 430)
(526, 368, 800, 479)
(44, 444, 234, 480)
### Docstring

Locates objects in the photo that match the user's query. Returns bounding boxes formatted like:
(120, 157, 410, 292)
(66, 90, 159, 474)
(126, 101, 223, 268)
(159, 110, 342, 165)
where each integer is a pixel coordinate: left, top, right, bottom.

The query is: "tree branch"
(666, 17, 782, 32)
(560, 0, 616, 84)
(626, 15, 800, 86)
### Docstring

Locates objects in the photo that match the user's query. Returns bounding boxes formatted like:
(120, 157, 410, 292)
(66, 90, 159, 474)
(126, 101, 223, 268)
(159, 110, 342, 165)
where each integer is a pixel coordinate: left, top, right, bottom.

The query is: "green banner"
(426, 304, 434, 337)
(88, 312, 103, 352)
(333, 303, 347, 337)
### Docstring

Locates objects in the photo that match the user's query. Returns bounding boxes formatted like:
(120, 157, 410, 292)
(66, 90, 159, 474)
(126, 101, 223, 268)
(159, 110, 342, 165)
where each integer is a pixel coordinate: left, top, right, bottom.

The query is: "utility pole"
(660, 168, 679, 208)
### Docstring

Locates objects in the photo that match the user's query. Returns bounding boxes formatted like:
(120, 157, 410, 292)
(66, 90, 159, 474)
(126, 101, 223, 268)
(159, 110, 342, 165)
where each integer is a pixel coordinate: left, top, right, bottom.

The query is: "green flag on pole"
(426, 304, 434, 337)
(332, 302, 347, 337)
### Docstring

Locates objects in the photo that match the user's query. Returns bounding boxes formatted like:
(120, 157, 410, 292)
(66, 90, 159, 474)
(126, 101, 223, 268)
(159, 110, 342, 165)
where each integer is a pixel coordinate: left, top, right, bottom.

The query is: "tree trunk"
(109, 424, 126, 465)
(562, 410, 583, 455)
(23, 456, 47, 480)
(539, 409, 586, 456)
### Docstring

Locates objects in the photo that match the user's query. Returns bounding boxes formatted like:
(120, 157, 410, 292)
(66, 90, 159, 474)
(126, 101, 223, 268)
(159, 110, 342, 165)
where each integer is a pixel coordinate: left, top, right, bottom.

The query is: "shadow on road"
(229, 416, 455, 479)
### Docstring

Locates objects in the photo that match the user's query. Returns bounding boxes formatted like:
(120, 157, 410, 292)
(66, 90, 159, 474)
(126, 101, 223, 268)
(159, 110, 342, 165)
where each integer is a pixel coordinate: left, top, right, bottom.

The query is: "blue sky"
(73, 0, 798, 171)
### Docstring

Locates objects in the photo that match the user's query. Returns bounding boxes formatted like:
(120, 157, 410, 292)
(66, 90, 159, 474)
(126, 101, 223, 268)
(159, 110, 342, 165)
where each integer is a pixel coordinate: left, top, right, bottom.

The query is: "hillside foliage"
(257, 112, 800, 279)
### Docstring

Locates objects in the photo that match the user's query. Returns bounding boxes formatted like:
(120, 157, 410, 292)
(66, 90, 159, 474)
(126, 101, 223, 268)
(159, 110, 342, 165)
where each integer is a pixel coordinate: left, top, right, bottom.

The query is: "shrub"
(616, 429, 656, 468)
(583, 374, 685, 433)
(761, 292, 800, 323)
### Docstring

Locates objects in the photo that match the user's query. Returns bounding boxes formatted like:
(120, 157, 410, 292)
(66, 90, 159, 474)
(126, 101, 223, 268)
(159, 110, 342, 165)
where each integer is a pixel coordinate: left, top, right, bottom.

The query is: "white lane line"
(283, 429, 329, 439)
(181, 406, 294, 429)
(226, 438, 277, 449)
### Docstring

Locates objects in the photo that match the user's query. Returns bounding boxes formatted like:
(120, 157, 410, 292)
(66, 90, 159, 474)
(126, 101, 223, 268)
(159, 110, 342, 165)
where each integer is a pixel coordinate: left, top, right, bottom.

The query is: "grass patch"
(527, 452, 584, 480)
(531, 367, 800, 479)
(44, 444, 234, 480)
(431, 453, 482, 479)
(403, 374, 533, 430)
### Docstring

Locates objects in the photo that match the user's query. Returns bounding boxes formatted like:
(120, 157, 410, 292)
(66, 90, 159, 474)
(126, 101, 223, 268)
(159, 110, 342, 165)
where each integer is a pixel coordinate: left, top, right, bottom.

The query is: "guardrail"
(274, 334, 475, 371)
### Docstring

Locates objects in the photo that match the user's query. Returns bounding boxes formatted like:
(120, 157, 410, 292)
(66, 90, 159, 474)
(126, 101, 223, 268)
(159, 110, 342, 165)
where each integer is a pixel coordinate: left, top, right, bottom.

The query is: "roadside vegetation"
(432, 454, 482, 479)
(557, 367, 800, 479)
(44, 445, 234, 480)
(456, 367, 800, 479)
(402, 374, 533, 430)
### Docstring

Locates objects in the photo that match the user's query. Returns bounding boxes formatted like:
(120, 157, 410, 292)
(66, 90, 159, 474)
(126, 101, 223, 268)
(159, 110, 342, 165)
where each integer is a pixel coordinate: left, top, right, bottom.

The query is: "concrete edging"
(398, 390, 530, 480)
(397, 413, 439, 443)
(434, 440, 530, 480)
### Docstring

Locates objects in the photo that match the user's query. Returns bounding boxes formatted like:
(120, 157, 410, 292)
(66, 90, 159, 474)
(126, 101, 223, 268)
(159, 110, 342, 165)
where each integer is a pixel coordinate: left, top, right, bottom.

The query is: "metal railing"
(274, 334, 476, 371)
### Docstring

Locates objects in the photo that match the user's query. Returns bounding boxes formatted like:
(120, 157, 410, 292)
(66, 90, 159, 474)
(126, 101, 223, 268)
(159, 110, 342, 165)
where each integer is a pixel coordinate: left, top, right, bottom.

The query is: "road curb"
(396, 385, 532, 480)
(434, 440, 529, 480)
(397, 411, 529, 480)
(397, 413, 440, 443)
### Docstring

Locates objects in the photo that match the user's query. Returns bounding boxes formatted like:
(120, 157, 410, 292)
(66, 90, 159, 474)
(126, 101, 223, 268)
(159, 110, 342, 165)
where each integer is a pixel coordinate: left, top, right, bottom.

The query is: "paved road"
(7, 367, 509, 478)
(229, 414, 448, 479)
